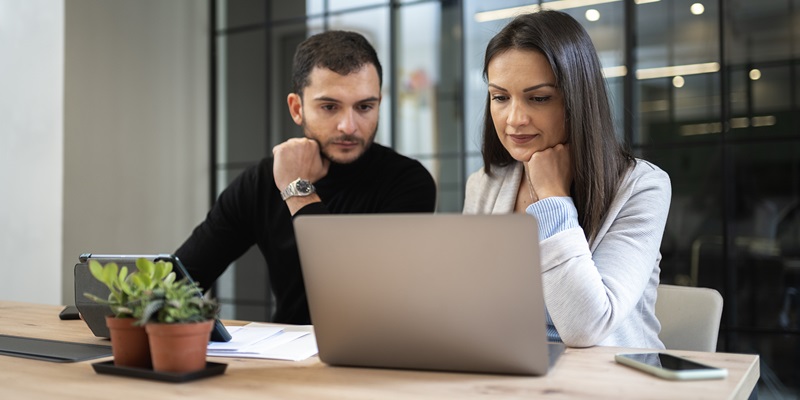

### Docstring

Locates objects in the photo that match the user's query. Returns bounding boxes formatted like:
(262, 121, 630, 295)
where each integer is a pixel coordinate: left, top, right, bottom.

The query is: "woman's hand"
(526, 143, 572, 200)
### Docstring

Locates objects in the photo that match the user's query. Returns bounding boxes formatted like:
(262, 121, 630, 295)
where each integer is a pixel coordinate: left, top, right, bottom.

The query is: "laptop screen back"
(295, 213, 553, 376)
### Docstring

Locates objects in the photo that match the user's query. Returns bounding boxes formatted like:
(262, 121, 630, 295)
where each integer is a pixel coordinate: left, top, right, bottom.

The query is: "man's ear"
(287, 93, 303, 126)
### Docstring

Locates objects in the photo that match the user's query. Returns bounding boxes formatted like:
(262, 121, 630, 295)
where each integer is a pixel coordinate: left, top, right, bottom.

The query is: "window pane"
(724, 333, 800, 398)
(726, 141, 800, 392)
(217, 30, 266, 165)
(730, 141, 800, 241)
(396, 2, 440, 157)
(673, 73, 721, 138)
(558, 4, 625, 140)
(267, 19, 323, 146)
(727, 0, 797, 65)
(638, 145, 724, 288)
(272, 1, 322, 21)
(328, 0, 389, 13)
(217, 0, 264, 30)
(729, 65, 792, 141)
(326, 6, 392, 146)
(425, 155, 464, 213)
(466, 154, 483, 183)
(463, 0, 517, 167)
(726, 0, 798, 141)
(635, 0, 720, 146)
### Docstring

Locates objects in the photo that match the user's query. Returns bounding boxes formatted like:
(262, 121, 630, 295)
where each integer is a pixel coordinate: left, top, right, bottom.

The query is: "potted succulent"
(83, 258, 174, 368)
(138, 276, 219, 373)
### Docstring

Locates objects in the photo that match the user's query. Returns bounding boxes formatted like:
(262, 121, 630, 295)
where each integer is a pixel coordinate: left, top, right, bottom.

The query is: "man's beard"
(303, 123, 378, 165)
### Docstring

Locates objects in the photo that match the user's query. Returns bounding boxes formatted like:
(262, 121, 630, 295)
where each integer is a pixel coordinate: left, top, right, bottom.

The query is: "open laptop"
(294, 213, 564, 376)
(74, 253, 232, 342)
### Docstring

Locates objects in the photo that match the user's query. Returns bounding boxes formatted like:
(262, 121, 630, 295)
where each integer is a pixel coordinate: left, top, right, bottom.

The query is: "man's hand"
(525, 143, 572, 200)
(273, 138, 330, 215)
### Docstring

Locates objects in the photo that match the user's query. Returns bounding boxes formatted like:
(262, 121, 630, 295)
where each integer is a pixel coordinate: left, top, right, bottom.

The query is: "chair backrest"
(655, 284, 723, 352)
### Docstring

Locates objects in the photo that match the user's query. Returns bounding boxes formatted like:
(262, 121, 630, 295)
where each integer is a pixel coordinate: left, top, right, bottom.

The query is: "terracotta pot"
(105, 316, 151, 368)
(145, 320, 213, 373)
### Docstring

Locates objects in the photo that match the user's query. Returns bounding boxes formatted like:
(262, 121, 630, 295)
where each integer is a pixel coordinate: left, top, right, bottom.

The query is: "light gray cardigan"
(463, 159, 670, 349)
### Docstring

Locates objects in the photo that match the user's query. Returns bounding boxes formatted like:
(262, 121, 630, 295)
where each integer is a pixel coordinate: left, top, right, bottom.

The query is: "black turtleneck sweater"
(175, 143, 437, 324)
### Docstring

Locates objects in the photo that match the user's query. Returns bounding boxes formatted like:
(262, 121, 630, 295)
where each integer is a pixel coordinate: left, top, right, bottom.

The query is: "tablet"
(74, 253, 232, 342)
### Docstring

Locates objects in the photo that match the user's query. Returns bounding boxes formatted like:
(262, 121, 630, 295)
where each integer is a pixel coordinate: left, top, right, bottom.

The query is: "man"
(175, 31, 437, 325)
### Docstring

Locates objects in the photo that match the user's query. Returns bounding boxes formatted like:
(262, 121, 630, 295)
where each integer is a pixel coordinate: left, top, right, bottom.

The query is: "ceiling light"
(602, 65, 628, 78)
(672, 76, 685, 88)
(751, 115, 776, 127)
(680, 115, 776, 136)
(585, 9, 600, 21)
(730, 117, 749, 129)
(474, 0, 660, 23)
(690, 3, 705, 15)
(636, 62, 720, 80)
(749, 69, 761, 80)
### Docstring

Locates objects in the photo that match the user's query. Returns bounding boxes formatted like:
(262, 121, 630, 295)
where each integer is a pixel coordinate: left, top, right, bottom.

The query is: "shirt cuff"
(526, 196, 579, 240)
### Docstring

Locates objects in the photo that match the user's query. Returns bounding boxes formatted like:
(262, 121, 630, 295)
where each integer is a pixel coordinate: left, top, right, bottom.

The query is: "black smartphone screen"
(623, 352, 718, 371)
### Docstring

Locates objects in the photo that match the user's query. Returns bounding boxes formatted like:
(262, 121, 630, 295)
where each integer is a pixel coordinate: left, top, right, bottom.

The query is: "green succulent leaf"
(118, 265, 128, 284)
(164, 272, 176, 285)
(136, 258, 154, 277)
(102, 263, 119, 287)
(88, 260, 105, 283)
(135, 276, 218, 325)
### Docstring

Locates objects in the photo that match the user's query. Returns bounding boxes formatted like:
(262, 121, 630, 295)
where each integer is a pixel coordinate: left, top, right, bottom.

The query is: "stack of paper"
(207, 323, 318, 361)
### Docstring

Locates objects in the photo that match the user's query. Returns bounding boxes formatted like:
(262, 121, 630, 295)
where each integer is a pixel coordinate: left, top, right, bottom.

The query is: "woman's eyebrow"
(523, 83, 556, 92)
(487, 83, 555, 92)
(487, 83, 507, 91)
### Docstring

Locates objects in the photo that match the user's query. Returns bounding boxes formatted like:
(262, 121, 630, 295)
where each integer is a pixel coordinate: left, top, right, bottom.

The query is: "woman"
(463, 10, 671, 349)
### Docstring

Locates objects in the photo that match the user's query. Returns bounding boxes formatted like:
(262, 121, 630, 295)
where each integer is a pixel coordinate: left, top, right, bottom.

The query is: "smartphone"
(615, 352, 728, 380)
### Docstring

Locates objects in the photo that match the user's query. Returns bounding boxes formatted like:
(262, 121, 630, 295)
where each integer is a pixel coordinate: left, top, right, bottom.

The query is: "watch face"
(297, 180, 312, 194)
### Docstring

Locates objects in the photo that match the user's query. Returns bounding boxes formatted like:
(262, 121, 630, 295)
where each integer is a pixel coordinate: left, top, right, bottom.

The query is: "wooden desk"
(0, 301, 759, 399)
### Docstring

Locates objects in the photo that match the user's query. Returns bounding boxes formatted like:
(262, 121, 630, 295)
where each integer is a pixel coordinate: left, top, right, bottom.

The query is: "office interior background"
(0, 0, 796, 397)
(214, 0, 799, 396)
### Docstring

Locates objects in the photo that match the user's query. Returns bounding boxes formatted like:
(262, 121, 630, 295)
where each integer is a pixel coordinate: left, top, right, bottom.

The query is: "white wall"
(0, 0, 209, 306)
(0, 0, 65, 305)
(62, 0, 210, 305)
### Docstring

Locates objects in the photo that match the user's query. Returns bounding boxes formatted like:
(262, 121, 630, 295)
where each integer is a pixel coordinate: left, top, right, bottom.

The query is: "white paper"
(207, 325, 283, 351)
(254, 333, 318, 361)
(207, 323, 318, 361)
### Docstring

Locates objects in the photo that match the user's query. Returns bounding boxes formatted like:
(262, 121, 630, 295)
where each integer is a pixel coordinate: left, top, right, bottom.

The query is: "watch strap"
(281, 178, 315, 201)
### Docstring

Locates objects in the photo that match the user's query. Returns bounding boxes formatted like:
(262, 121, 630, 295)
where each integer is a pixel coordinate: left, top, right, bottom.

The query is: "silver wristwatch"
(280, 178, 315, 201)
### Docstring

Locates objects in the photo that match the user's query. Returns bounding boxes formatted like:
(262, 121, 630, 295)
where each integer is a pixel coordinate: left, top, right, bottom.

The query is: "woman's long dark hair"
(481, 10, 633, 240)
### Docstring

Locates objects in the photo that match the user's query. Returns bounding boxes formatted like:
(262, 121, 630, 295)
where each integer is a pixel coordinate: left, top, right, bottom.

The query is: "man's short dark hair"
(291, 30, 383, 96)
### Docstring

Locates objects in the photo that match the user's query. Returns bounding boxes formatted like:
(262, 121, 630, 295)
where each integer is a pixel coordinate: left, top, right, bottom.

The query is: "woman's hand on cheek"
(526, 143, 573, 199)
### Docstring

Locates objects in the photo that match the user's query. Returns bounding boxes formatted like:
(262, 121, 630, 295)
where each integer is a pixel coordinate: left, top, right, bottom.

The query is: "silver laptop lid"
(295, 213, 551, 376)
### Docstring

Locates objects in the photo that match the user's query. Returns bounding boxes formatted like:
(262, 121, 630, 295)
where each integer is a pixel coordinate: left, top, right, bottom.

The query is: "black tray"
(92, 360, 227, 382)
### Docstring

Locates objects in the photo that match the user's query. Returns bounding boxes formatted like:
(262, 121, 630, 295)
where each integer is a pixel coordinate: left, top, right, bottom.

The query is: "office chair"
(655, 284, 723, 352)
